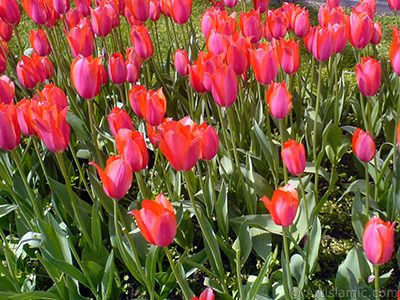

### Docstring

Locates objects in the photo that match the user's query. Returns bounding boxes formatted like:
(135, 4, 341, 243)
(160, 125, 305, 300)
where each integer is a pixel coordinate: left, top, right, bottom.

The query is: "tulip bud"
(129, 193, 177, 247)
(150, 0, 161, 21)
(266, 81, 292, 119)
(90, 156, 133, 199)
(191, 288, 215, 300)
(239, 9, 262, 44)
(0, 103, 20, 151)
(348, 10, 373, 49)
(252, 0, 269, 14)
(170, 0, 193, 24)
(281, 140, 306, 176)
(0, 75, 15, 105)
(40, 84, 68, 112)
(0, 19, 12, 42)
(65, 23, 95, 58)
(0, 0, 21, 26)
(261, 184, 299, 227)
(107, 107, 134, 137)
(250, 44, 279, 85)
(74, 0, 92, 16)
(208, 64, 238, 107)
(71, 55, 104, 99)
(390, 26, 400, 76)
(174, 49, 190, 76)
(29, 29, 51, 56)
(352, 128, 376, 162)
(363, 216, 395, 265)
(127, 0, 150, 22)
(223, 0, 237, 8)
(51, 0, 70, 15)
(277, 39, 299, 75)
(264, 9, 288, 41)
(389, 0, 400, 11)
(130, 25, 154, 60)
(198, 123, 219, 160)
(108, 52, 127, 85)
(355, 57, 381, 97)
(21, 0, 51, 26)
(370, 22, 382, 45)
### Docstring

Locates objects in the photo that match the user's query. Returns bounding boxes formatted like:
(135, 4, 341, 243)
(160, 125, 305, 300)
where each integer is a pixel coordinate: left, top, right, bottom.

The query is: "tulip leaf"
(250, 228, 271, 262)
(230, 214, 282, 236)
(232, 222, 252, 266)
(290, 254, 304, 286)
(0, 204, 16, 219)
(101, 251, 115, 300)
(315, 290, 327, 299)
(6, 291, 60, 300)
(216, 181, 228, 240)
(307, 216, 321, 275)
(66, 112, 91, 143)
(351, 191, 369, 243)
(88, 172, 114, 216)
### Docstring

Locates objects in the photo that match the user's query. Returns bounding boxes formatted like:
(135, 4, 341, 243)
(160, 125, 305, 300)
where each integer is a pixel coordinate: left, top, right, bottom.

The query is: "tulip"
(223, 0, 237, 8)
(266, 81, 292, 119)
(170, 0, 192, 24)
(107, 107, 134, 137)
(250, 43, 279, 85)
(191, 288, 215, 300)
(129, 193, 177, 247)
(16, 55, 46, 89)
(0, 19, 12, 42)
(319, 6, 347, 26)
(127, 0, 150, 22)
(39, 84, 68, 112)
(155, 117, 201, 171)
(348, 10, 373, 50)
(192, 52, 225, 92)
(51, 0, 70, 15)
(261, 184, 299, 227)
(174, 49, 190, 76)
(329, 23, 347, 54)
(39, 55, 54, 80)
(0, 75, 14, 105)
(0, 0, 21, 26)
(281, 140, 306, 176)
(16, 98, 38, 136)
(126, 48, 142, 83)
(71, 55, 103, 99)
(130, 25, 154, 60)
(363, 216, 395, 265)
(352, 128, 376, 162)
(277, 39, 299, 75)
(370, 22, 382, 45)
(108, 52, 127, 85)
(149, 0, 161, 21)
(208, 64, 237, 107)
(307, 25, 334, 62)
(90, 2, 118, 37)
(290, 6, 310, 38)
(206, 30, 230, 56)
(32, 103, 70, 153)
(129, 86, 167, 126)
(21, 0, 50, 26)
(264, 9, 289, 41)
(390, 26, 400, 76)
(355, 57, 381, 97)
(239, 9, 262, 43)
(90, 156, 133, 199)
(198, 123, 219, 160)
(327, 0, 340, 8)
(29, 29, 51, 57)
(65, 23, 95, 58)
(115, 129, 149, 172)
(74, 0, 92, 16)
(252, 0, 269, 14)
(355, 0, 375, 20)
(226, 35, 251, 75)
(389, 0, 400, 11)
(189, 64, 207, 93)
(0, 103, 20, 151)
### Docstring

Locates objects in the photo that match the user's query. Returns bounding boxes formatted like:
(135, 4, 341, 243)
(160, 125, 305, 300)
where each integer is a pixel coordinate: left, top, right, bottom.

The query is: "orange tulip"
(16, 54, 47, 89)
(261, 184, 299, 227)
(129, 193, 177, 247)
(226, 33, 251, 75)
(65, 22, 95, 58)
(277, 39, 299, 75)
(0, 75, 14, 105)
(90, 156, 133, 199)
(16, 98, 38, 136)
(39, 84, 68, 112)
(352, 128, 376, 162)
(363, 216, 395, 265)
(0, 103, 20, 151)
(329, 23, 347, 54)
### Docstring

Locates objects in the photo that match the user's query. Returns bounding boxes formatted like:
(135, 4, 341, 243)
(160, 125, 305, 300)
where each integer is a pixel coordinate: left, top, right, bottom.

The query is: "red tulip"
(261, 184, 299, 227)
(348, 10, 373, 49)
(127, 0, 150, 22)
(129, 193, 177, 247)
(115, 128, 149, 172)
(108, 52, 127, 85)
(201, 9, 237, 38)
(264, 9, 288, 41)
(39, 84, 68, 112)
(90, 156, 133, 199)
(355, 57, 381, 97)
(252, 0, 269, 14)
(266, 81, 292, 119)
(390, 26, 400, 76)
(290, 6, 310, 38)
(206, 30, 230, 56)
(281, 140, 306, 176)
(239, 9, 262, 44)
(71, 55, 104, 99)
(31, 103, 70, 153)
(174, 49, 190, 76)
(126, 48, 142, 83)
(129, 85, 167, 126)
(51, 0, 70, 15)
(16, 54, 46, 89)
(319, 6, 347, 26)
(277, 39, 299, 75)
(155, 117, 201, 171)
(198, 122, 219, 160)
(74, 0, 92, 16)
(363, 216, 395, 265)
(327, 0, 340, 8)
(170, 0, 192, 24)
(223, 0, 237, 8)
(189, 63, 207, 93)
(352, 128, 376, 162)
(0, 0, 21, 26)
(208, 64, 237, 107)
(21, 0, 51, 26)
(130, 25, 154, 60)
(191, 288, 215, 300)
(389, 0, 400, 11)
(0, 75, 14, 105)
(397, 121, 400, 149)
(0, 19, 12, 42)
(226, 35, 251, 75)
(355, 0, 376, 20)
(90, 2, 118, 37)
(107, 107, 134, 137)
(370, 22, 382, 45)
(306, 25, 334, 62)
(329, 23, 347, 54)
(39, 55, 54, 80)
(0, 103, 20, 151)
(16, 98, 38, 136)
(65, 23, 95, 58)
(149, 0, 161, 21)
(250, 43, 279, 85)
(29, 29, 51, 57)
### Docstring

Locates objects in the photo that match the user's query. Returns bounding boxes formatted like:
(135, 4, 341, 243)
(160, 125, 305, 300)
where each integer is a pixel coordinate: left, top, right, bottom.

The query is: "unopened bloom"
(239, 9, 262, 43)
(191, 288, 215, 300)
(261, 184, 299, 227)
(281, 140, 306, 176)
(65, 23, 95, 58)
(90, 156, 133, 199)
(250, 43, 279, 85)
(355, 57, 381, 97)
(198, 123, 219, 160)
(174, 49, 190, 76)
(108, 52, 127, 85)
(107, 107, 134, 137)
(348, 10, 373, 49)
(129, 193, 177, 247)
(29, 29, 51, 56)
(130, 25, 154, 60)
(208, 64, 238, 107)
(0, 0, 21, 26)
(0, 103, 20, 151)
(116, 128, 149, 172)
(390, 26, 400, 76)
(363, 216, 395, 265)
(266, 81, 292, 119)
(0, 75, 14, 105)
(170, 0, 192, 24)
(352, 128, 376, 162)
(277, 39, 299, 75)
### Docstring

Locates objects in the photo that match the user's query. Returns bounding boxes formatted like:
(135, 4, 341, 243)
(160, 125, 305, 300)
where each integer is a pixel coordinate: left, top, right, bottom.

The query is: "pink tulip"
(355, 57, 381, 97)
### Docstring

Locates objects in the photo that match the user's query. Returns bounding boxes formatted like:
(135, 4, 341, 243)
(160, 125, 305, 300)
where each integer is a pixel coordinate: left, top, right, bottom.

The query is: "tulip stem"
(227, 107, 240, 167)
(180, 24, 188, 51)
(11, 149, 42, 220)
(217, 106, 234, 164)
(313, 61, 323, 201)
(395, 11, 399, 28)
(118, 84, 127, 110)
(282, 227, 294, 299)
(12, 26, 24, 53)
(365, 162, 370, 217)
(334, 54, 339, 125)
(135, 172, 150, 199)
(164, 247, 192, 300)
(88, 98, 104, 169)
(298, 175, 310, 237)
(374, 265, 380, 300)
(279, 119, 288, 185)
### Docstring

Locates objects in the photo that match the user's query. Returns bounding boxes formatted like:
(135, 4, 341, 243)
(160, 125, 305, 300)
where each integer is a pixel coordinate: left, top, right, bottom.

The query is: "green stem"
(313, 61, 323, 200)
(180, 24, 188, 50)
(241, 0, 246, 12)
(88, 98, 104, 169)
(226, 107, 240, 167)
(236, 248, 244, 299)
(298, 175, 310, 236)
(164, 247, 192, 300)
(282, 227, 294, 299)
(395, 11, 398, 28)
(217, 106, 234, 163)
(13, 26, 23, 53)
(365, 162, 370, 217)
(334, 54, 339, 125)
(374, 265, 380, 300)
(280, 119, 288, 185)
(135, 172, 150, 199)
(118, 84, 127, 110)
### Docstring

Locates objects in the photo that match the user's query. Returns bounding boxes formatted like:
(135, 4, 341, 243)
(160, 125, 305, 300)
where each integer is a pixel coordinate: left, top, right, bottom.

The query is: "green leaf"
(250, 228, 271, 261)
(232, 222, 252, 266)
(66, 111, 91, 142)
(8, 291, 60, 300)
(0, 204, 16, 219)
(101, 251, 115, 300)
(230, 215, 282, 235)
(216, 181, 228, 239)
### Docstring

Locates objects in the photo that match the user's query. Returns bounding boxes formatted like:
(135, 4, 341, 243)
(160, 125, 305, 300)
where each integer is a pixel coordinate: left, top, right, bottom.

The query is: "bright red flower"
(208, 64, 237, 107)
(252, 0, 269, 14)
(107, 107, 134, 137)
(389, 0, 400, 11)
(370, 22, 382, 45)
(16, 98, 38, 136)
(0, 0, 21, 26)
(127, 0, 150, 22)
(115, 128, 149, 172)
(71, 55, 104, 99)
(16, 54, 47, 89)
(239, 9, 262, 43)
(29, 29, 51, 56)
(277, 39, 299, 75)
(65, 22, 95, 58)
(74, 0, 92, 16)
(174, 49, 190, 76)
(250, 43, 279, 85)
(226, 34, 251, 75)
(261, 184, 299, 227)
(281, 140, 306, 176)
(0, 103, 20, 151)
(21, 0, 51, 26)
(130, 25, 154, 60)
(51, 0, 70, 14)
(264, 9, 288, 41)
(390, 26, 400, 76)
(306, 25, 334, 62)
(355, 57, 381, 97)
(126, 48, 142, 83)
(191, 288, 215, 300)
(0, 75, 14, 105)
(90, 2, 118, 37)
(108, 52, 127, 85)
(0, 19, 12, 42)
(170, 0, 192, 24)
(129, 193, 177, 247)
(266, 81, 292, 119)
(290, 6, 310, 38)
(348, 10, 373, 49)
(363, 216, 395, 265)
(352, 128, 376, 162)
(329, 23, 347, 54)
(39, 84, 68, 112)
(198, 122, 219, 160)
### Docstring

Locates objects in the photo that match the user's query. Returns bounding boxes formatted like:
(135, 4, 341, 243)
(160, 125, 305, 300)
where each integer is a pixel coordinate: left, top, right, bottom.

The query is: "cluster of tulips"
(1, 0, 400, 298)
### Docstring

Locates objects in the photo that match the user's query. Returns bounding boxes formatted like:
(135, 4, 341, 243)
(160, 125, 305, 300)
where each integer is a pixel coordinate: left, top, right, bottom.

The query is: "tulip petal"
(152, 212, 177, 247)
